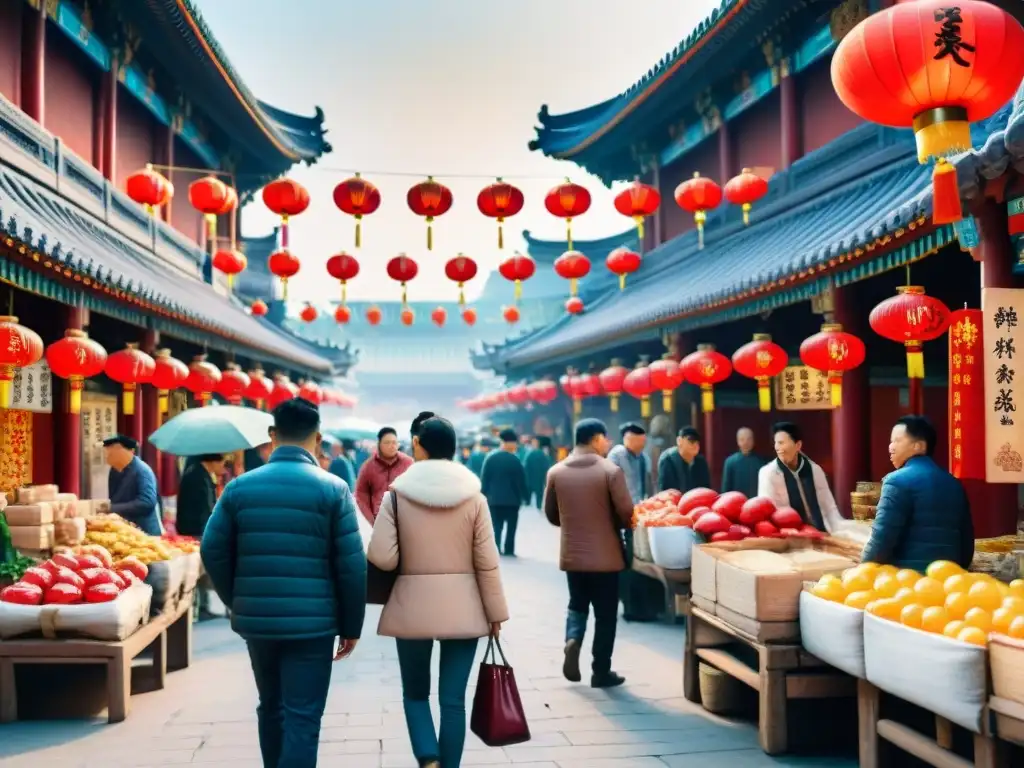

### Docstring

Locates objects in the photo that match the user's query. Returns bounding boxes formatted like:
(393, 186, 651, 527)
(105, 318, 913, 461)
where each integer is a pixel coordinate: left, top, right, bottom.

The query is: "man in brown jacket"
(544, 418, 635, 688)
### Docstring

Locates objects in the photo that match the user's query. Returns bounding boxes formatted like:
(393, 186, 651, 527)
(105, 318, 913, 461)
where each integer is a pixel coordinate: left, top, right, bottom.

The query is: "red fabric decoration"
(299, 304, 318, 323)
(613, 179, 660, 240)
(544, 180, 591, 249)
(125, 166, 173, 214)
(503, 305, 520, 324)
(477, 179, 525, 248)
(104, 344, 155, 416)
(869, 286, 951, 380)
(445, 254, 478, 306)
(333, 174, 381, 247)
(150, 349, 189, 416)
(267, 249, 301, 299)
(507, 384, 530, 407)
(732, 333, 789, 412)
(800, 323, 867, 407)
(649, 355, 684, 413)
(188, 176, 229, 216)
(674, 172, 723, 249)
(565, 297, 585, 315)
(262, 178, 311, 220)
(499, 252, 536, 303)
(244, 367, 274, 409)
(622, 363, 655, 418)
(553, 250, 591, 299)
(298, 380, 322, 406)
(598, 361, 629, 412)
(431, 307, 447, 327)
(334, 305, 352, 325)
(45, 329, 107, 414)
(212, 249, 247, 288)
(366, 306, 383, 326)
(605, 247, 642, 291)
(680, 344, 732, 412)
(326, 252, 360, 303)
(527, 379, 558, 405)
(724, 169, 769, 225)
(462, 307, 478, 326)
(387, 255, 419, 305)
(185, 355, 222, 406)
(267, 374, 298, 409)
(400, 308, 415, 326)
(217, 364, 251, 406)
(250, 299, 269, 317)
(407, 177, 453, 250)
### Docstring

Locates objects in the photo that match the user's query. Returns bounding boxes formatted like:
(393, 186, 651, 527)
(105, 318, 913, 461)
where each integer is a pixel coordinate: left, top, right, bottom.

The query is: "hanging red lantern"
(622, 362, 655, 418)
(606, 247, 642, 291)
(298, 380, 322, 406)
(599, 360, 629, 412)
(326, 252, 360, 304)
(431, 307, 447, 327)
(401, 308, 415, 326)
(407, 176, 453, 250)
(503, 305, 520, 325)
(832, 1, 1024, 225)
(267, 249, 301, 300)
(650, 354, 684, 413)
(366, 306, 383, 326)
(245, 366, 274, 409)
(387, 255, 419, 305)
(212, 248, 247, 288)
(674, 172, 723, 249)
(545, 179, 591, 250)
(527, 379, 558, 405)
(104, 344, 155, 416)
(614, 178, 660, 240)
(188, 175, 230, 242)
(262, 178, 310, 224)
(334, 305, 352, 325)
(267, 374, 298, 409)
(680, 344, 732, 413)
(125, 165, 173, 215)
(462, 307, 477, 326)
(215, 185, 238, 218)
(507, 383, 531, 408)
(869, 286, 951, 380)
(732, 333, 789, 412)
(150, 349, 189, 416)
(800, 323, 867, 407)
(566, 297, 585, 315)
(561, 372, 584, 416)
(554, 250, 591, 299)
(445, 254, 478, 307)
(217, 363, 251, 406)
(477, 178, 525, 249)
(299, 304, 318, 324)
(45, 329, 107, 414)
(185, 355, 222, 407)
(577, 371, 602, 401)
(250, 299, 269, 317)
(724, 169, 769, 226)
(333, 173, 381, 248)
(498, 252, 536, 304)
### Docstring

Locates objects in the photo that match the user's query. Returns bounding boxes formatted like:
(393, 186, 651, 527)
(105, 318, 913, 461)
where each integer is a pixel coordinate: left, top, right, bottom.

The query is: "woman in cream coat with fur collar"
(368, 414, 509, 768)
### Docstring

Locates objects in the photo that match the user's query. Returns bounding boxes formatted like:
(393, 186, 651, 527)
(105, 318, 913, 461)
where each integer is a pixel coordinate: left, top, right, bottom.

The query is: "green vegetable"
(0, 553, 37, 581)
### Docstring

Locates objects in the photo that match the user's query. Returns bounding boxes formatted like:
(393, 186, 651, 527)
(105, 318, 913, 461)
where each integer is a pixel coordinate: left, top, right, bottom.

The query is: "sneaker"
(562, 639, 582, 682)
(591, 671, 626, 688)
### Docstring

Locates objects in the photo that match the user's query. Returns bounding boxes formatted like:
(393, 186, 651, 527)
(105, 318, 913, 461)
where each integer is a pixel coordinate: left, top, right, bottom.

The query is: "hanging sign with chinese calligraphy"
(949, 308, 985, 479)
(8, 360, 53, 413)
(982, 288, 1024, 482)
(0, 409, 32, 493)
(1009, 196, 1024, 275)
(773, 365, 834, 410)
(81, 392, 117, 500)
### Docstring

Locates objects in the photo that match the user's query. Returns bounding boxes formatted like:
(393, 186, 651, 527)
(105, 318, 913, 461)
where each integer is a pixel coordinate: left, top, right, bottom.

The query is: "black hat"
(620, 422, 646, 436)
(498, 428, 518, 443)
(102, 434, 138, 451)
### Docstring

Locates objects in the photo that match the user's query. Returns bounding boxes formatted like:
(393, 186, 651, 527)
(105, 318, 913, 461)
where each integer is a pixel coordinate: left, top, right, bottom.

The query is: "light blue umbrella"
(148, 405, 274, 456)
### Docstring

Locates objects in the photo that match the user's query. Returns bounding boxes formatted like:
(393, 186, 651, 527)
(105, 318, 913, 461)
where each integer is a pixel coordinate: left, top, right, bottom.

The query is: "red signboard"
(949, 308, 985, 479)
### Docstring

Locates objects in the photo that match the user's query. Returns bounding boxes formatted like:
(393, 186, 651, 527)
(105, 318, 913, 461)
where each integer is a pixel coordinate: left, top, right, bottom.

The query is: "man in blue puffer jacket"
(201, 398, 367, 768)
(862, 415, 974, 572)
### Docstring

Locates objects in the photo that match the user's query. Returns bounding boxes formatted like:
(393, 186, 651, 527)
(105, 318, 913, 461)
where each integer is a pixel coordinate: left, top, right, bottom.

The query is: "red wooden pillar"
(20, 0, 46, 123)
(831, 285, 870, 517)
(718, 118, 732, 183)
(141, 330, 161, 488)
(780, 62, 801, 169)
(100, 57, 118, 182)
(160, 447, 178, 498)
(703, 409, 722, 489)
(54, 306, 86, 496)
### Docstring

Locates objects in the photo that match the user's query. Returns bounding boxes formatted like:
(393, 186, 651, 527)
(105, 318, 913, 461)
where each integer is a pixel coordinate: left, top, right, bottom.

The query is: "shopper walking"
(481, 428, 529, 556)
(355, 426, 414, 524)
(176, 452, 225, 621)
(368, 415, 509, 768)
(524, 436, 554, 508)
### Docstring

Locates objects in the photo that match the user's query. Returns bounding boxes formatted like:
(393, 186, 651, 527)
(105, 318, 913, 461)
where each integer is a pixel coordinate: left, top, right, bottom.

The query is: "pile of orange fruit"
(810, 560, 1024, 647)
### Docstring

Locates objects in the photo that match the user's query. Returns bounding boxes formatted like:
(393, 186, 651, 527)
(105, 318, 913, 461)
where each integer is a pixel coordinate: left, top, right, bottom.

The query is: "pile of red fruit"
(0, 546, 149, 606)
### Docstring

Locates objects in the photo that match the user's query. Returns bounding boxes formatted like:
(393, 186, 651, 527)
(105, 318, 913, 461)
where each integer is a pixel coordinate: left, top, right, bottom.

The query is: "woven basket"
(970, 551, 1020, 582)
(856, 481, 882, 495)
(633, 524, 653, 562)
(699, 663, 746, 715)
(850, 491, 880, 506)
(975, 535, 1019, 554)
(851, 504, 877, 522)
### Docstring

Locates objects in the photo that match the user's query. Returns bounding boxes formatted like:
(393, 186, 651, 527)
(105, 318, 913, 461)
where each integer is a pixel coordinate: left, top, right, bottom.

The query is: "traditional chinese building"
(0, 0, 336, 500)
(473, 0, 1024, 537)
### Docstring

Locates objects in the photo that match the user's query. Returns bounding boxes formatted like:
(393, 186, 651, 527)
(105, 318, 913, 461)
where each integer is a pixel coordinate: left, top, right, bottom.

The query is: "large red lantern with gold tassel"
(445, 254, 478, 307)
(326, 252, 360, 304)
(499, 252, 536, 303)
(831, 1, 1024, 225)
(732, 333, 788, 412)
(333, 173, 381, 248)
(245, 366, 274, 409)
(545, 179, 591, 250)
(189, 176, 230, 242)
(674, 173, 722, 249)
(268, 249, 301, 300)
(45, 330, 107, 414)
(267, 374, 298, 410)
(477, 179, 524, 249)
(387, 255, 419, 306)
(217, 364, 251, 406)
(407, 177, 453, 250)
(212, 248, 247, 288)
(606, 247, 641, 291)
(185, 355, 222, 407)
(149, 349, 189, 417)
(263, 178, 310, 226)
(599, 360, 629, 412)
(554, 250, 590, 301)
(800, 324, 866, 407)
(622, 362, 655, 418)
(724, 169, 769, 226)
(613, 178, 660, 240)
(869, 286, 951, 381)
(104, 344, 155, 416)
(125, 165, 173, 215)
(680, 344, 732, 413)
(650, 354, 684, 413)
(0, 316, 43, 408)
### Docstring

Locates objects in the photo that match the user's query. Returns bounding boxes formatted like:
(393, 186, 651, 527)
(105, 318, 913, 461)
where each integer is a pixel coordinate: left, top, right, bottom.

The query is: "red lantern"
(387, 255, 419, 305)
(267, 374, 298, 409)
(245, 366, 274, 409)
(732, 333, 789, 412)
(622, 362, 655, 418)
(800, 323, 867, 407)
(334, 305, 352, 325)
(462, 307, 477, 326)
(499, 252, 536, 303)
(869, 286, 951, 380)
(298, 380, 322, 406)
(477, 178, 525, 249)
(566, 297, 585, 315)
(527, 379, 558, 405)
(215, 186, 238, 217)
(150, 349, 189, 417)
(545, 179, 591, 249)
(45, 329, 107, 414)
(503, 305, 520, 325)
(724, 169, 769, 225)
(104, 344, 155, 416)
(606, 247, 641, 291)
(263, 178, 310, 222)
(577, 372, 602, 401)
(125, 165, 173, 215)
(185, 355, 222, 406)
(326, 252, 360, 303)
(217, 364, 251, 406)
(366, 306, 383, 326)
(212, 249, 247, 288)
(507, 383, 531, 407)
(299, 304, 318, 323)
(680, 344, 732, 413)
(562, 372, 584, 416)
(599, 360, 629, 412)
(333, 173, 381, 248)
(407, 177, 453, 250)
(189, 175, 230, 240)
(400, 308, 415, 326)
(445, 254, 478, 306)
(832, 1, 1024, 225)
(250, 299, 269, 317)
(674, 172, 723, 249)
(613, 178, 660, 240)
(554, 250, 591, 299)
(267, 249, 301, 300)
(650, 354, 684, 413)
(431, 307, 447, 327)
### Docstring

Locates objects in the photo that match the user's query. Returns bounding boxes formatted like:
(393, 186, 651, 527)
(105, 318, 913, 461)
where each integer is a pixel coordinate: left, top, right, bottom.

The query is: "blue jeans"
(396, 638, 480, 767)
(247, 636, 335, 767)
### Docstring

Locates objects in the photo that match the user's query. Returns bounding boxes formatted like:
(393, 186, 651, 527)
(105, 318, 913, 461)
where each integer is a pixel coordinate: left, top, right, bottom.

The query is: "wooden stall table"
(631, 558, 690, 622)
(990, 696, 1024, 749)
(683, 606, 855, 754)
(165, 593, 194, 672)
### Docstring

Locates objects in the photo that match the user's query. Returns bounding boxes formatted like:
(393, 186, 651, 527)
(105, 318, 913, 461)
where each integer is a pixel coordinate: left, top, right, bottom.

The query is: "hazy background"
(193, 0, 720, 302)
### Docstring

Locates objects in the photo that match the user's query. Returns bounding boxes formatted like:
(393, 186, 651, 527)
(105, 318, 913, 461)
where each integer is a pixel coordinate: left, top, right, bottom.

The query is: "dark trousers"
(491, 505, 519, 555)
(247, 636, 335, 767)
(566, 571, 620, 676)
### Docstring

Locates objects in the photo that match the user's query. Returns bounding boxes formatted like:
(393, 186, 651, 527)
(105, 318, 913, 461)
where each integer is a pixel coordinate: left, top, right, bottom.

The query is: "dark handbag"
(366, 490, 399, 605)
(470, 636, 531, 747)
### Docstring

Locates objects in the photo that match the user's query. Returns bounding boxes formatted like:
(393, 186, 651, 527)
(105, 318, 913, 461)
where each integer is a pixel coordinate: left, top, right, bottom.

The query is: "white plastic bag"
(0, 582, 153, 641)
(649, 526, 699, 570)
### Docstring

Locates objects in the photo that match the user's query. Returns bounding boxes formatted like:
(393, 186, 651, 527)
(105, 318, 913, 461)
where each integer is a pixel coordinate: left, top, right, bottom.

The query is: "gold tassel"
(830, 379, 843, 408)
(401, 282, 408, 305)
(514, 280, 522, 301)
(662, 391, 673, 413)
(566, 218, 573, 251)
(0, 378, 10, 408)
(122, 386, 136, 416)
(640, 396, 651, 419)
(701, 384, 714, 413)
(458, 283, 465, 307)
(569, 278, 578, 297)
(159, 391, 169, 414)
(743, 203, 751, 226)
(609, 394, 619, 412)
(341, 283, 348, 303)
(757, 381, 770, 412)
(355, 218, 362, 249)
(426, 217, 434, 251)
(695, 210, 706, 250)
(634, 215, 645, 241)
(281, 277, 289, 300)
(206, 213, 217, 241)
(498, 221, 504, 250)
(619, 274, 626, 291)
(573, 397, 581, 416)
(69, 382, 83, 414)
(906, 342, 925, 379)
(227, 274, 234, 290)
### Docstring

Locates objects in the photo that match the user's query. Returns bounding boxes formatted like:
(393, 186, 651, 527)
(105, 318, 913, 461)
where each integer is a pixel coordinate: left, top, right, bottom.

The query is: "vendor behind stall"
(862, 415, 974, 571)
(104, 434, 162, 536)
(657, 427, 711, 493)
(757, 422, 844, 533)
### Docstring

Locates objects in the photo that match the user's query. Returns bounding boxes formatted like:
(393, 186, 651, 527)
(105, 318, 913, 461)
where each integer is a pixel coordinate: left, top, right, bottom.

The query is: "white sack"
(799, 590, 865, 679)
(0, 582, 153, 641)
(649, 527, 700, 570)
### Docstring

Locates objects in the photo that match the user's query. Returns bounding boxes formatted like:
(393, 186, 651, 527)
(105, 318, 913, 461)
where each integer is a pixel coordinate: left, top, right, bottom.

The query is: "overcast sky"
(193, 0, 721, 302)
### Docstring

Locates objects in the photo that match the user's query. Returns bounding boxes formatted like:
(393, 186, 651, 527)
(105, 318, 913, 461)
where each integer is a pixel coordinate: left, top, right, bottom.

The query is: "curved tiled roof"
(522, 228, 640, 263)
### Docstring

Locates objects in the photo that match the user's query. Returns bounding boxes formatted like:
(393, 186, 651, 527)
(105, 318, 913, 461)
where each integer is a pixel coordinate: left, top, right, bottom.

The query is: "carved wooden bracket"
(694, 89, 721, 132)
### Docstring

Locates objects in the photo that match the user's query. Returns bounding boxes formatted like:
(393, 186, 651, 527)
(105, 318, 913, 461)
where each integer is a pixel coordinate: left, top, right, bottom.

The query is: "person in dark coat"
(862, 415, 975, 572)
(524, 436, 554, 507)
(327, 441, 356, 489)
(481, 429, 529, 556)
(721, 427, 768, 497)
(466, 438, 494, 478)
(104, 435, 162, 535)
(177, 453, 225, 619)
(657, 427, 712, 493)
(201, 399, 367, 768)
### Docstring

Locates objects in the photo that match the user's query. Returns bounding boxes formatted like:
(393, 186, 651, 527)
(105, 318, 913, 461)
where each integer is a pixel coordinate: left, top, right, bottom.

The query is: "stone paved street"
(0, 509, 858, 767)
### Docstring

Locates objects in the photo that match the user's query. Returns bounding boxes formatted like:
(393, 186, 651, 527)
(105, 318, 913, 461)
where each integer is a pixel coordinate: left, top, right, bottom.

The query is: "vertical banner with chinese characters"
(0, 409, 33, 493)
(948, 309, 985, 479)
(983, 289, 1024, 482)
(8, 360, 53, 413)
(773, 365, 834, 410)
(81, 392, 117, 500)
